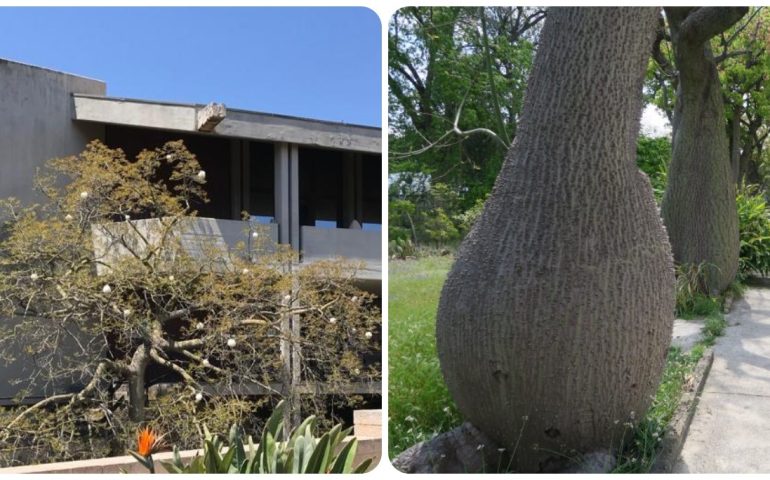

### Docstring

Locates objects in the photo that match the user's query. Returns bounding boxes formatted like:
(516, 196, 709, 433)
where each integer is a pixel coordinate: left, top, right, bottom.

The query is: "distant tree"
(0, 140, 380, 463)
(647, 7, 770, 186)
(436, 7, 674, 472)
(657, 7, 748, 294)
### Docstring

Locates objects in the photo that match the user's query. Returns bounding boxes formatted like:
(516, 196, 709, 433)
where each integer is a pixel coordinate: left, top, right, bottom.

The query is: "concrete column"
(229, 140, 241, 219)
(355, 152, 364, 223)
(289, 144, 300, 253)
(274, 143, 290, 244)
(342, 152, 356, 228)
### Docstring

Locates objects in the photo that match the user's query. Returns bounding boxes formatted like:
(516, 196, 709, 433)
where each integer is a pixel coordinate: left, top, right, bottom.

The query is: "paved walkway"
(674, 288, 770, 473)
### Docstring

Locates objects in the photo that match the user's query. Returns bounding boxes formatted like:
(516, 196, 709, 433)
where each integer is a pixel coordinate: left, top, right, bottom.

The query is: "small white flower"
(497, 447, 506, 453)
(521, 415, 529, 421)
(124, 214, 131, 221)
(202, 358, 211, 367)
(351, 296, 358, 303)
(30, 272, 39, 281)
(168, 275, 175, 282)
(227, 338, 237, 348)
(251, 231, 259, 238)
(196, 322, 204, 330)
(404, 415, 416, 423)
(64, 214, 73, 221)
(195, 392, 203, 402)
(354, 368, 360, 375)
(329, 317, 337, 324)
(165, 154, 174, 161)
(196, 170, 206, 181)
(102, 284, 112, 294)
(443, 406, 451, 414)
(242, 268, 250, 275)
(630, 411, 636, 420)
(364, 331, 373, 339)
(283, 294, 292, 302)
(123, 309, 132, 317)
(476, 444, 485, 451)
(652, 432, 659, 438)
(80, 191, 89, 199)
(351, 328, 357, 333)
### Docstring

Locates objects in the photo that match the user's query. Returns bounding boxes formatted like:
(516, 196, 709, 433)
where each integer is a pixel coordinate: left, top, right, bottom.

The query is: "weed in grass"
(702, 314, 727, 345)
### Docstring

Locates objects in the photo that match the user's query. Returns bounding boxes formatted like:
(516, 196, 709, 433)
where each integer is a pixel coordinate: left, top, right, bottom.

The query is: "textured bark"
(660, 7, 747, 294)
(436, 8, 674, 472)
(128, 345, 150, 422)
(730, 105, 741, 183)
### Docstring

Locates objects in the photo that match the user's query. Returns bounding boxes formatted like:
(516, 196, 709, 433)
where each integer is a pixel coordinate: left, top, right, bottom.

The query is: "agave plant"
(133, 401, 373, 474)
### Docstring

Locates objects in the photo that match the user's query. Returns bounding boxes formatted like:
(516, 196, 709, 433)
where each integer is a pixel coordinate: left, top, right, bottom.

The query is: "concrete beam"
(73, 94, 381, 153)
(196, 102, 226, 132)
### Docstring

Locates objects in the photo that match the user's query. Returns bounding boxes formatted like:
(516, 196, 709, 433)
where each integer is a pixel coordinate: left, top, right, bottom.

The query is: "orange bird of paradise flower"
(136, 427, 163, 457)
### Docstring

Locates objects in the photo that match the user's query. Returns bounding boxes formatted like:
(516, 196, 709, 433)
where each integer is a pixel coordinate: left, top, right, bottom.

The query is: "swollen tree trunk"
(660, 7, 747, 294)
(436, 8, 674, 472)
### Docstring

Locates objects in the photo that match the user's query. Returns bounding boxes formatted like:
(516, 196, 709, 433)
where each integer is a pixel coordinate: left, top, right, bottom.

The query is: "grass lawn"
(389, 254, 716, 471)
(388, 255, 461, 459)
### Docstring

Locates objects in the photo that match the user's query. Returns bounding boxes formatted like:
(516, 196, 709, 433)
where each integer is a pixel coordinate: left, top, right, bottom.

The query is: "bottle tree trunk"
(660, 7, 747, 294)
(436, 8, 674, 472)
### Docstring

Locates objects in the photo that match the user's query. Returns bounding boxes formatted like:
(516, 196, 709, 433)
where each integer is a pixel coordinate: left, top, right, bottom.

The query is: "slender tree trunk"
(740, 148, 762, 186)
(660, 7, 747, 294)
(128, 345, 150, 422)
(437, 8, 673, 472)
(730, 105, 741, 183)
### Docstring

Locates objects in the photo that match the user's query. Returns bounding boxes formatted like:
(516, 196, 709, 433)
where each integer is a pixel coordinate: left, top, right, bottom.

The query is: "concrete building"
(0, 58, 381, 403)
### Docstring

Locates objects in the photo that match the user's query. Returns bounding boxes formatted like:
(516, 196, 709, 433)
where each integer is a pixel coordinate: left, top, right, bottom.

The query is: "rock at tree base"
(392, 422, 617, 473)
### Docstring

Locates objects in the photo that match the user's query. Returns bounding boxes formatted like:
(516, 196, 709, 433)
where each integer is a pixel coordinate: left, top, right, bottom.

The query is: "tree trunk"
(660, 7, 746, 294)
(730, 105, 741, 183)
(436, 8, 673, 473)
(128, 345, 150, 422)
(740, 146, 762, 186)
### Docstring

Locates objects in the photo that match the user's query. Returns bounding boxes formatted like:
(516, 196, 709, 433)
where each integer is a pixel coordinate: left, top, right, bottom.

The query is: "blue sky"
(0, 7, 381, 127)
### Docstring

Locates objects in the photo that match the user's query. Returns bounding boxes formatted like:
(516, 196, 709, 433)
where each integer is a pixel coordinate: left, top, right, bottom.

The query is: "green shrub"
(133, 400, 372, 474)
(675, 263, 718, 317)
(702, 315, 727, 345)
(389, 237, 416, 260)
(736, 184, 770, 279)
(636, 136, 671, 202)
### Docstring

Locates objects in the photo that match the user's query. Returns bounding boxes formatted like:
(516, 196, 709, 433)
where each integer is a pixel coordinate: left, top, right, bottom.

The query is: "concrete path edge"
(651, 347, 715, 473)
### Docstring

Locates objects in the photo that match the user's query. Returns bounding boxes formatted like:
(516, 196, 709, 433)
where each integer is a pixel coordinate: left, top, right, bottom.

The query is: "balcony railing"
(300, 226, 381, 280)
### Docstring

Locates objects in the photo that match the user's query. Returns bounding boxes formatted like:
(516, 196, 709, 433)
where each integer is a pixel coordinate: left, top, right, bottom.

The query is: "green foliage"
(736, 184, 770, 278)
(636, 136, 671, 202)
(389, 237, 416, 260)
(388, 198, 417, 242)
(388, 256, 461, 458)
(389, 7, 542, 213)
(453, 195, 486, 237)
(420, 208, 460, 246)
(153, 401, 372, 474)
(702, 315, 727, 345)
(674, 263, 719, 318)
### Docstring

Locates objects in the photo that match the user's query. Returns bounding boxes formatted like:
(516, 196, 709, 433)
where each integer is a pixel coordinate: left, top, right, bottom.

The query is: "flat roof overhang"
(72, 94, 381, 154)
